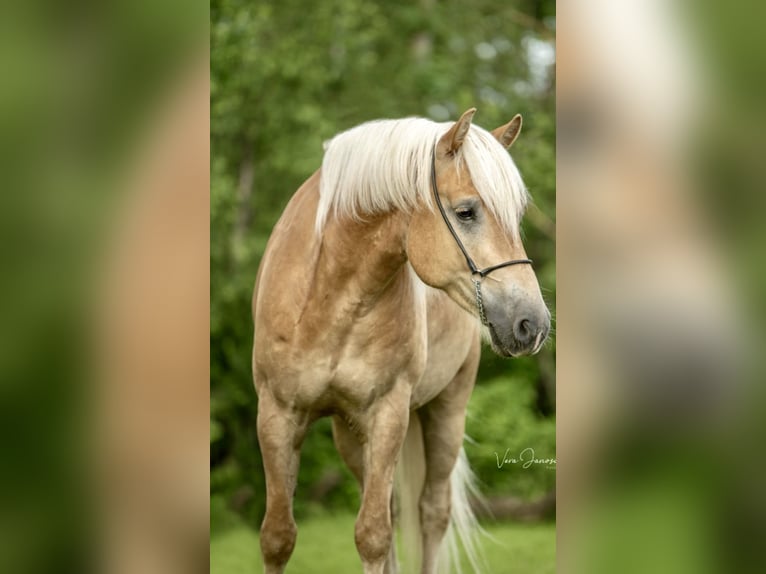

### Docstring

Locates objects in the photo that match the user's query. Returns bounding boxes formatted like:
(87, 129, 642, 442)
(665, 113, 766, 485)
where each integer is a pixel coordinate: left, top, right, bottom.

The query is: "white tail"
(396, 413, 485, 574)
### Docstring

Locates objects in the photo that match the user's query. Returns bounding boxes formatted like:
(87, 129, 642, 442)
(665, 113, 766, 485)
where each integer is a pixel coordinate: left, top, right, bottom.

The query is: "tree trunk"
(233, 142, 254, 251)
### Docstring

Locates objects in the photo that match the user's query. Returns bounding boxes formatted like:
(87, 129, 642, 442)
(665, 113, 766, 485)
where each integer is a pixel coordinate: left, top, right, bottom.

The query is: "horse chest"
(409, 291, 480, 408)
(323, 309, 428, 408)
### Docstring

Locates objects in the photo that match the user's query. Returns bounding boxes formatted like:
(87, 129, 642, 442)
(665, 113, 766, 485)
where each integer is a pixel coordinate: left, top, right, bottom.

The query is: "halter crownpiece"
(430, 147, 532, 325)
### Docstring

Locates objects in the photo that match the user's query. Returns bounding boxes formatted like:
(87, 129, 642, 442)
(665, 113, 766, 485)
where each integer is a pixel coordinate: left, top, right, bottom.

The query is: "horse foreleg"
(354, 385, 410, 574)
(418, 351, 478, 574)
(334, 416, 400, 574)
(256, 391, 309, 574)
(332, 415, 364, 484)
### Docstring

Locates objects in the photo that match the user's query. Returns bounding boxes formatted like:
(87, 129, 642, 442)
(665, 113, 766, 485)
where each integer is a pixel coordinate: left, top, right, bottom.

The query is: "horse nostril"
(514, 317, 534, 344)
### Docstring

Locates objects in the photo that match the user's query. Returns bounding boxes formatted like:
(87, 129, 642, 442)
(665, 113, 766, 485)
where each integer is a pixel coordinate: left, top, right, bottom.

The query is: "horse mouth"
(488, 322, 547, 357)
(488, 323, 518, 358)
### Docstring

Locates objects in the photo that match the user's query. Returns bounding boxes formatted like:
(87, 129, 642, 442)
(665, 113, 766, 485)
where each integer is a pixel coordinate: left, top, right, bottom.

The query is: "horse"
(251, 108, 551, 574)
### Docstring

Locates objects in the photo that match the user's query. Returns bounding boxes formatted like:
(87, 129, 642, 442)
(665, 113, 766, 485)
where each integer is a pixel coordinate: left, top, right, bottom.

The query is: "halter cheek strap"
(430, 148, 532, 325)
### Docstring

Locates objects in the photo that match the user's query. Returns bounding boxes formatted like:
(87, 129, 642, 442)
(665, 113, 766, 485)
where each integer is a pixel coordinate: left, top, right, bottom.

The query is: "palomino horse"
(252, 108, 550, 574)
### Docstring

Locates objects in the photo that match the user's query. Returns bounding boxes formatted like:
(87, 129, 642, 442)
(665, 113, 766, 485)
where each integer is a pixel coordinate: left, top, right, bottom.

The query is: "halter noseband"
(430, 148, 532, 326)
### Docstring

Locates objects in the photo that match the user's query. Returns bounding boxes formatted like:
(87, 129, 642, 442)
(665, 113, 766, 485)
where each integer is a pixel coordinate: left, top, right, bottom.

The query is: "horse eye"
(456, 207, 475, 221)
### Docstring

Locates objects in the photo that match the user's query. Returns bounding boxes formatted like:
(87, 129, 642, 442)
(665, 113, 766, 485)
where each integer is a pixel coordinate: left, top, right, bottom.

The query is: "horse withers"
(252, 108, 550, 574)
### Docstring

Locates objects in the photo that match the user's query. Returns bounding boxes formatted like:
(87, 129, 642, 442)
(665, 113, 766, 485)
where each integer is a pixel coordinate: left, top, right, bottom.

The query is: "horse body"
(253, 109, 549, 574)
(253, 169, 478, 406)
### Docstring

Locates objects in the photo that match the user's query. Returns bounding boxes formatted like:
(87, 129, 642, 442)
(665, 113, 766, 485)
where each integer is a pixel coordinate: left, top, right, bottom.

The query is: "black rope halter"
(429, 147, 532, 325)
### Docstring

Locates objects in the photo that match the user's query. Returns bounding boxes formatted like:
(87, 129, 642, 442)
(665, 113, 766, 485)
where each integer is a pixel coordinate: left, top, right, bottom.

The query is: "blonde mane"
(316, 117, 528, 233)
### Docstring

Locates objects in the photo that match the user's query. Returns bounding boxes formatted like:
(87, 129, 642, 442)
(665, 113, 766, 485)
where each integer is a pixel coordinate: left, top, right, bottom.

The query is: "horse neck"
(315, 210, 412, 312)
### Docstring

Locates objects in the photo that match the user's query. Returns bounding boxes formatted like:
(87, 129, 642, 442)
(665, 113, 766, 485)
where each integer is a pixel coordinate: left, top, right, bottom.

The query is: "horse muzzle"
(487, 304, 551, 357)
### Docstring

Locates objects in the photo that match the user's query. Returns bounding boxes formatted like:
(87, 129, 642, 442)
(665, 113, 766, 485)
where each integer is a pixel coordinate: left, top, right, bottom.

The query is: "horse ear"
(491, 114, 523, 148)
(437, 108, 476, 157)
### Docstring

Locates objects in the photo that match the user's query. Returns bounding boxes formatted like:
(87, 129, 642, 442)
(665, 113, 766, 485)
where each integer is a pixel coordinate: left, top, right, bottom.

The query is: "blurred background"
(1, 1, 765, 574)
(210, 0, 556, 572)
(0, 2, 208, 574)
(557, 1, 766, 573)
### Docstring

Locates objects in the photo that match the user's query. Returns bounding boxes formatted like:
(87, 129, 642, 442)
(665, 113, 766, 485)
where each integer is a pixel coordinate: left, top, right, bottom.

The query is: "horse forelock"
(315, 117, 528, 235)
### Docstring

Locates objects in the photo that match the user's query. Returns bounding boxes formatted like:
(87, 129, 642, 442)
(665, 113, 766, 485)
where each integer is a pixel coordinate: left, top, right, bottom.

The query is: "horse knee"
(355, 511, 393, 564)
(420, 489, 451, 534)
(260, 515, 297, 566)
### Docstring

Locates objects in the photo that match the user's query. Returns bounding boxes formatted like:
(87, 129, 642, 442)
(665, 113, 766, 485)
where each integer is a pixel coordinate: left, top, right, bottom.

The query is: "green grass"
(211, 504, 555, 574)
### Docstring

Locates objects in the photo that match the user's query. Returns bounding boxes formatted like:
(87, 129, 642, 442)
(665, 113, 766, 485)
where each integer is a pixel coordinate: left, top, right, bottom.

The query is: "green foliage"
(211, 0, 555, 526)
(465, 375, 556, 500)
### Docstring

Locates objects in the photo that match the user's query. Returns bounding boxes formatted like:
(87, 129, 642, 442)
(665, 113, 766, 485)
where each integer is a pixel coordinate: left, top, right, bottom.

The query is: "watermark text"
(494, 447, 556, 470)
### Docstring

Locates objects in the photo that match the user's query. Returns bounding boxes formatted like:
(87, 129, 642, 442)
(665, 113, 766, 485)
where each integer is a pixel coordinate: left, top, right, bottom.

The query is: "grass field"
(211, 504, 555, 574)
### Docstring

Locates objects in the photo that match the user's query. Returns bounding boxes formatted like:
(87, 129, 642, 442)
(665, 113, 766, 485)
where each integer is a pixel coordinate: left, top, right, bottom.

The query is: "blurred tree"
(211, 0, 555, 524)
